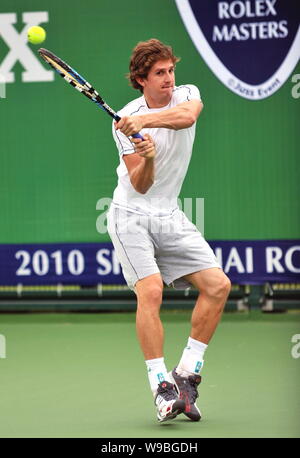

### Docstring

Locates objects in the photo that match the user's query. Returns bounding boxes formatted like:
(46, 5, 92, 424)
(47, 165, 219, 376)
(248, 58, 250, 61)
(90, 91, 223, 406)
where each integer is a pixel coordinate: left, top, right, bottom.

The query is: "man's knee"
(141, 285, 163, 304)
(136, 275, 164, 307)
(202, 273, 231, 302)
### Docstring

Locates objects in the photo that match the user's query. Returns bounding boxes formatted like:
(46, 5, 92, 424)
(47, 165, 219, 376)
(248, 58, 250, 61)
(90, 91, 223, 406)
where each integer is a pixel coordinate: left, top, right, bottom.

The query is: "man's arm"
(115, 100, 203, 137)
(122, 134, 155, 195)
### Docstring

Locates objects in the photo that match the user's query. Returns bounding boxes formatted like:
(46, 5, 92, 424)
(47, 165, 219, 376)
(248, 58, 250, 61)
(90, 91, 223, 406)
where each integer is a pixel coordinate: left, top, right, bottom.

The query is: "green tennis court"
(1, 310, 299, 438)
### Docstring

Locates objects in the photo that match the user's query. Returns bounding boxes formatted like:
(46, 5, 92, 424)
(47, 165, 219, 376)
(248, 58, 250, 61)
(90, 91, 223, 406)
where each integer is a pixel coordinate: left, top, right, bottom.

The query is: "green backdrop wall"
(1, 0, 299, 244)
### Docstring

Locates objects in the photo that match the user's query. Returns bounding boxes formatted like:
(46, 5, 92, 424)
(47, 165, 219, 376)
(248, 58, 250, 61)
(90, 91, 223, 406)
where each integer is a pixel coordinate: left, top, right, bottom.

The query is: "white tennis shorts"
(107, 204, 221, 290)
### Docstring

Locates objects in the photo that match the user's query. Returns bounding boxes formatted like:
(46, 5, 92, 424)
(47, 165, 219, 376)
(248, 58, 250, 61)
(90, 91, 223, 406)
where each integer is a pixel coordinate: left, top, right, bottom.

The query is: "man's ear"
(136, 77, 145, 88)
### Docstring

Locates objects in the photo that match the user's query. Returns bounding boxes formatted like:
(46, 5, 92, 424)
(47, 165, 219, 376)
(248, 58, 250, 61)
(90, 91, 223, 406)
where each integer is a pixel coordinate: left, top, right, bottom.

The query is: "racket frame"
(38, 48, 142, 139)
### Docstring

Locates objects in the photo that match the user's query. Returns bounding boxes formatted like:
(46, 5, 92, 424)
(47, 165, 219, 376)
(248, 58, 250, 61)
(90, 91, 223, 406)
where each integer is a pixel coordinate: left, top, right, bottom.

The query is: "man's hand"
(115, 116, 144, 137)
(131, 134, 156, 159)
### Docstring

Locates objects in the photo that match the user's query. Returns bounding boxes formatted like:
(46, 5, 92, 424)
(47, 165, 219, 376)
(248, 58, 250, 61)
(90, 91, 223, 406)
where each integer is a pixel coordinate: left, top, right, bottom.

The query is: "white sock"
(145, 357, 171, 395)
(176, 337, 207, 377)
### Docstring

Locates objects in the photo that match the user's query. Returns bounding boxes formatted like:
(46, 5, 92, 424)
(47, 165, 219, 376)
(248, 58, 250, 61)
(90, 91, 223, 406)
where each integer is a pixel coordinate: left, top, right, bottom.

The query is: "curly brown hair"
(127, 38, 180, 92)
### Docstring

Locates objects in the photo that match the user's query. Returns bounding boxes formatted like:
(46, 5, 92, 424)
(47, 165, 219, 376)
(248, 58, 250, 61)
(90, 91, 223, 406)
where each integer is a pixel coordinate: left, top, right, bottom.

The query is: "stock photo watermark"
(0, 73, 6, 99)
(0, 334, 6, 359)
(96, 197, 205, 235)
(291, 74, 300, 99)
(291, 334, 300, 359)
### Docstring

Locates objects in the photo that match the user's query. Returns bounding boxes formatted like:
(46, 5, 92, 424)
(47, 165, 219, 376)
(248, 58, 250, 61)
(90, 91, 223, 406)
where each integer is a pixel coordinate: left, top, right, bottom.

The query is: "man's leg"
(135, 273, 164, 360)
(135, 273, 185, 422)
(177, 268, 231, 376)
(170, 268, 231, 421)
(187, 267, 231, 343)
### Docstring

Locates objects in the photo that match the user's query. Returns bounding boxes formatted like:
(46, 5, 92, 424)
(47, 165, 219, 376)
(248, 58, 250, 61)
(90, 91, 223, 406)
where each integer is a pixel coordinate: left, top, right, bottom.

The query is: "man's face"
(139, 59, 175, 101)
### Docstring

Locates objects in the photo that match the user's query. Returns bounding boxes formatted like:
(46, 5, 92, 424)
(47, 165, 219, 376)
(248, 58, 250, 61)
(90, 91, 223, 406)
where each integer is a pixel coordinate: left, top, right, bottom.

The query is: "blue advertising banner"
(0, 240, 299, 286)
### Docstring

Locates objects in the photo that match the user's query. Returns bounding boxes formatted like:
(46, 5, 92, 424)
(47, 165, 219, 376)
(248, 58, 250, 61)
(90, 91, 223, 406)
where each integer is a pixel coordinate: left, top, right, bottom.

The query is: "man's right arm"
(116, 100, 203, 136)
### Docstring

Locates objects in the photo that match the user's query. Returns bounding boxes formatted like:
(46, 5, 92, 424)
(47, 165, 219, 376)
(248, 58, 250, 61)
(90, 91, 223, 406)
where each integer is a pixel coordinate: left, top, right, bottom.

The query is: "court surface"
(0, 310, 299, 438)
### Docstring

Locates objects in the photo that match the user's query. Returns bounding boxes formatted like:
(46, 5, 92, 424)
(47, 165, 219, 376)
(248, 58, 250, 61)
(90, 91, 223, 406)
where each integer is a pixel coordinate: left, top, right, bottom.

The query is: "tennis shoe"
(169, 367, 202, 421)
(154, 381, 185, 422)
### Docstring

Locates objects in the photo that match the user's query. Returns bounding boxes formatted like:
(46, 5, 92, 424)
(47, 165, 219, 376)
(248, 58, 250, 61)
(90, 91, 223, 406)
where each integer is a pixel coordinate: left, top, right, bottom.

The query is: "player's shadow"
(175, 418, 199, 423)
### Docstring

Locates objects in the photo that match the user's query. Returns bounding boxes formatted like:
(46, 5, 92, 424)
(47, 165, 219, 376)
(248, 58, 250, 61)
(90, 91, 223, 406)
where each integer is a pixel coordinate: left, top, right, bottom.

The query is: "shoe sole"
(157, 399, 185, 423)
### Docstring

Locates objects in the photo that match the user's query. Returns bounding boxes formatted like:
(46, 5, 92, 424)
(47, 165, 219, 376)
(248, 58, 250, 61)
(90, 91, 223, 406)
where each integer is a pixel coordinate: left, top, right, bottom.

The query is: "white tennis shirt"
(111, 84, 201, 216)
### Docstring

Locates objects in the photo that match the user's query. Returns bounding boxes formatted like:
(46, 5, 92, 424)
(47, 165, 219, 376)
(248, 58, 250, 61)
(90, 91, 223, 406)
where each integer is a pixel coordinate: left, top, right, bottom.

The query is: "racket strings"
(47, 57, 101, 102)
(39, 49, 115, 118)
(43, 54, 90, 94)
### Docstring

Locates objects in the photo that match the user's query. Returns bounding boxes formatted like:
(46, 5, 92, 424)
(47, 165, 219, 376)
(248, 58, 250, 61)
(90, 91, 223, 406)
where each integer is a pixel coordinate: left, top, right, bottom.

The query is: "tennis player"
(107, 39, 231, 422)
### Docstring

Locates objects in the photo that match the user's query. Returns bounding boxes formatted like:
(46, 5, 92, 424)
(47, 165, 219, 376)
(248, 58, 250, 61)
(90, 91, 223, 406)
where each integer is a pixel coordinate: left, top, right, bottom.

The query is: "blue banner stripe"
(0, 241, 299, 286)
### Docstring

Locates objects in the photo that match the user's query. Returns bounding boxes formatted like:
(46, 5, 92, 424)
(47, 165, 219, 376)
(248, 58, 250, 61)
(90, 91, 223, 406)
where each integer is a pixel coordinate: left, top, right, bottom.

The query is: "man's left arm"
(115, 100, 203, 137)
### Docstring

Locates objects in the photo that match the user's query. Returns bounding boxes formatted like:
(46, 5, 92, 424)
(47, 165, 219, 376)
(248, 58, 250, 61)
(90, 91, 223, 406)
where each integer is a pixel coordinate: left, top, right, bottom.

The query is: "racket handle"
(114, 115, 144, 140)
(132, 133, 144, 140)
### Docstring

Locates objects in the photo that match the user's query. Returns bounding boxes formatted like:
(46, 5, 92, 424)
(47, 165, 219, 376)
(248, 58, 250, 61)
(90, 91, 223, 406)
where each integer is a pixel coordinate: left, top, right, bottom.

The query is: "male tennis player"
(107, 39, 231, 423)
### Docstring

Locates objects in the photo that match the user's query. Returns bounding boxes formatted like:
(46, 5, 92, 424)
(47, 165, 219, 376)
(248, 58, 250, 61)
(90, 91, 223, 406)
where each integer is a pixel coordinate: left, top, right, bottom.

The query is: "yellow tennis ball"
(27, 26, 46, 45)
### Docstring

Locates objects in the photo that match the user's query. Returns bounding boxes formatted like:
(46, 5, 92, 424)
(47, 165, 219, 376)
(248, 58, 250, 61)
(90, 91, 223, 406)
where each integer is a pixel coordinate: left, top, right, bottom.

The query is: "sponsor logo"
(157, 373, 165, 383)
(195, 361, 202, 373)
(175, 0, 300, 99)
(0, 11, 53, 83)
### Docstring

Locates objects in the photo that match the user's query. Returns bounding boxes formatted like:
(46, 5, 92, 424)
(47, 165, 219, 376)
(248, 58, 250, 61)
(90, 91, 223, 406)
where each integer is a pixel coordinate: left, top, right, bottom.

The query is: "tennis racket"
(38, 48, 143, 139)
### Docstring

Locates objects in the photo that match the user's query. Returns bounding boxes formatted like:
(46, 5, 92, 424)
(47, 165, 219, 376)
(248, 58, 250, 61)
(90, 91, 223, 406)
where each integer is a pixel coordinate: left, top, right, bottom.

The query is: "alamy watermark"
(291, 74, 300, 99)
(0, 334, 6, 359)
(291, 334, 300, 359)
(0, 73, 6, 99)
(96, 197, 205, 236)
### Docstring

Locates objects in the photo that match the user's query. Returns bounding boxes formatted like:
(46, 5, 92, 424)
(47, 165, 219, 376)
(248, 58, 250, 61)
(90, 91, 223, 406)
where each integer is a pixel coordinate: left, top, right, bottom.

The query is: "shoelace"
(157, 382, 177, 401)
